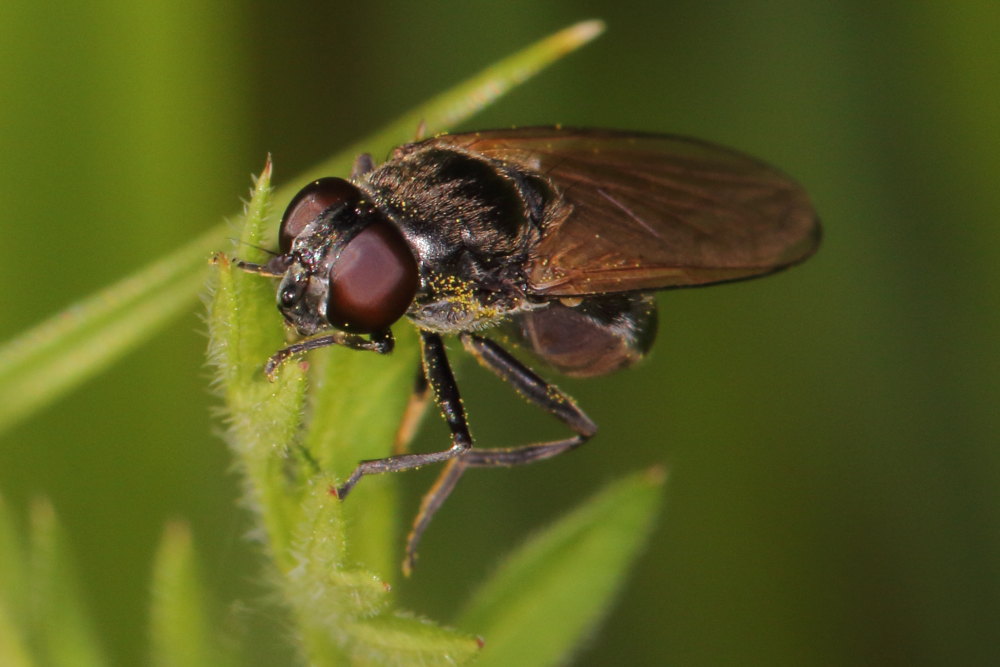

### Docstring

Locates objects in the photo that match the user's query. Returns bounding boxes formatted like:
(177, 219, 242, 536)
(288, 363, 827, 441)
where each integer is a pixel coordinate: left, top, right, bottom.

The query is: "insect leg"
(403, 457, 466, 576)
(334, 330, 472, 500)
(402, 333, 599, 573)
(264, 329, 394, 380)
(392, 364, 431, 455)
(456, 333, 597, 467)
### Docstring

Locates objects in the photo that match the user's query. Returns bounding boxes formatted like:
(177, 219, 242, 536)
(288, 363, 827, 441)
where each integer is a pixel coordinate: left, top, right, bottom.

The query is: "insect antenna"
(227, 238, 280, 257)
(224, 239, 288, 277)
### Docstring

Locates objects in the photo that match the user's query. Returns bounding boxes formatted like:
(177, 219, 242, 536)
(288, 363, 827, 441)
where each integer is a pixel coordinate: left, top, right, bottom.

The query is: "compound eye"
(326, 220, 419, 333)
(279, 177, 362, 254)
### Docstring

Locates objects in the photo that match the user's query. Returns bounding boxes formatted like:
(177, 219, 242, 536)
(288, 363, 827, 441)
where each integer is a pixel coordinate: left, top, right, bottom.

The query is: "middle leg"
(403, 333, 599, 571)
(333, 330, 472, 499)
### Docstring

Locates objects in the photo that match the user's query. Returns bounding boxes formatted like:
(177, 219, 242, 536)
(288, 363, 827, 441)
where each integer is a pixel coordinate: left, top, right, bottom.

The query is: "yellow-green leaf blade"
(345, 613, 482, 667)
(150, 522, 238, 667)
(0, 495, 32, 667)
(305, 326, 419, 577)
(457, 468, 666, 667)
(295, 19, 606, 187)
(0, 601, 33, 667)
(0, 227, 222, 434)
(206, 162, 308, 569)
(27, 500, 107, 667)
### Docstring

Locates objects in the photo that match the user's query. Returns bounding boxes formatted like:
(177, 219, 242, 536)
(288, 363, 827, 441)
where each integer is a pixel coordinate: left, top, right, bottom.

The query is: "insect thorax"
(361, 145, 559, 334)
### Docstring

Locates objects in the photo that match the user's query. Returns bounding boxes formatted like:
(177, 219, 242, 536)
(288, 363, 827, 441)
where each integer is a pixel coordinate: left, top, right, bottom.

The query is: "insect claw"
(401, 550, 417, 578)
(263, 355, 284, 381)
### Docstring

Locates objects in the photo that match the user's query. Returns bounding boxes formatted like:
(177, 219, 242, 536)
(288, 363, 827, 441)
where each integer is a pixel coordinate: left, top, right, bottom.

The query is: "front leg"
(264, 328, 394, 380)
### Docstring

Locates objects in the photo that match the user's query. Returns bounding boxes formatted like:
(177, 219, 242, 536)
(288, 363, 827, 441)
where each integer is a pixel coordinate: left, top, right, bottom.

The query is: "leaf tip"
(161, 519, 193, 547)
(644, 463, 669, 486)
(568, 18, 607, 44)
(534, 19, 606, 65)
(29, 496, 55, 527)
(258, 153, 274, 183)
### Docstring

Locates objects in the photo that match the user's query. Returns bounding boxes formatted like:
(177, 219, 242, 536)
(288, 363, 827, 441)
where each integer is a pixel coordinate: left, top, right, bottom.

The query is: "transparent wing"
(418, 127, 821, 295)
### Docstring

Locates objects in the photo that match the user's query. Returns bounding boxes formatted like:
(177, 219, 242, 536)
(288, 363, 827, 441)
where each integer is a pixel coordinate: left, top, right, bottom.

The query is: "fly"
(234, 126, 821, 572)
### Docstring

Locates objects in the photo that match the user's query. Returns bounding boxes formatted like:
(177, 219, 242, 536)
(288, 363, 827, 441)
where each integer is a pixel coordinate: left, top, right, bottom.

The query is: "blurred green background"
(2, 1, 998, 665)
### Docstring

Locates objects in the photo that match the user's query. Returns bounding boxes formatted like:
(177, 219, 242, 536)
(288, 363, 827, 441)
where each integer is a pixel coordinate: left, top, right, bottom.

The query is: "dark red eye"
(326, 220, 419, 333)
(279, 177, 361, 254)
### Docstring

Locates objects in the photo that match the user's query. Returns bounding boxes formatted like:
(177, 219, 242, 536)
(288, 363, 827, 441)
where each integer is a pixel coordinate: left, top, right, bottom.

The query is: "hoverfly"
(236, 127, 821, 572)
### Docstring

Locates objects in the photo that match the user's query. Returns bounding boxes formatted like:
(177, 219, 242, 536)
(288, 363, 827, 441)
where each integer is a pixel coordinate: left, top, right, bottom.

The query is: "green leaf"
(0, 495, 32, 667)
(210, 177, 479, 665)
(305, 327, 420, 577)
(344, 613, 482, 667)
(150, 521, 238, 667)
(206, 160, 309, 570)
(0, 494, 27, 622)
(292, 19, 607, 188)
(26, 500, 107, 667)
(0, 18, 605, 439)
(0, 601, 33, 667)
(280, 481, 483, 666)
(456, 468, 667, 667)
(0, 229, 223, 435)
